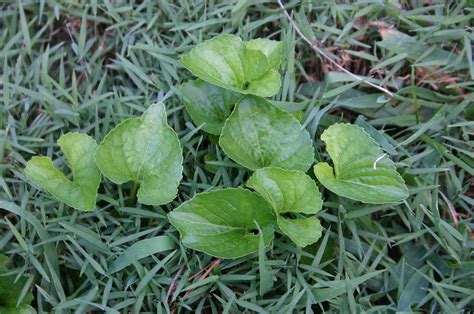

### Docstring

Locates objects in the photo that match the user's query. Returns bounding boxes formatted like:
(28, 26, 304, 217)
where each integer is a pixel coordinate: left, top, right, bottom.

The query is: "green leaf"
(247, 167, 322, 214)
(0, 254, 33, 308)
(397, 265, 429, 311)
(95, 103, 183, 206)
(314, 124, 408, 204)
(168, 188, 276, 259)
(247, 167, 323, 247)
(277, 217, 322, 248)
(219, 95, 314, 171)
(179, 34, 282, 97)
(24, 132, 101, 211)
(245, 38, 282, 71)
(179, 79, 241, 135)
(0, 305, 36, 314)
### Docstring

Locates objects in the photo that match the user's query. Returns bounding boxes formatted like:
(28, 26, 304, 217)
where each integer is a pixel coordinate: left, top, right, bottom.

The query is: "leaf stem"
(129, 181, 139, 206)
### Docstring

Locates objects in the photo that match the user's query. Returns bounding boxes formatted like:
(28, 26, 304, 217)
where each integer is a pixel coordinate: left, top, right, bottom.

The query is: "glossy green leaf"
(95, 103, 183, 206)
(179, 34, 282, 97)
(0, 254, 33, 309)
(248, 167, 323, 247)
(179, 79, 241, 135)
(24, 133, 100, 211)
(168, 188, 276, 259)
(314, 124, 409, 204)
(219, 95, 314, 171)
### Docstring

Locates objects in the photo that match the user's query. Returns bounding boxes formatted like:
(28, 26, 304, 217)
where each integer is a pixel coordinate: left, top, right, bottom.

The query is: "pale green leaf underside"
(248, 167, 323, 247)
(314, 123, 409, 204)
(245, 38, 282, 71)
(179, 34, 282, 97)
(24, 132, 100, 211)
(179, 79, 241, 135)
(219, 95, 314, 171)
(95, 103, 183, 206)
(168, 188, 276, 259)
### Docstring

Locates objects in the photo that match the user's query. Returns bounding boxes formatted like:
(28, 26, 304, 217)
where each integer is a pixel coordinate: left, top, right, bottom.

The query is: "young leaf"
(219, 95, 314, 171)
(314, 124, 409, 204)
(168, 188, 276, 259)
(245, 38, 282, 71)
(24, 132, 101, 211)
(179, 34, 282, 97)
(247, 167, 323, 247)
(95, 103, 183, 206)
(179, 79, 241, 135)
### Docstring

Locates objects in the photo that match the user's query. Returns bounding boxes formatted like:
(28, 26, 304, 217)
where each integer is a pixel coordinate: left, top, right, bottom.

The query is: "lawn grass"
(0, 1, 473, 312)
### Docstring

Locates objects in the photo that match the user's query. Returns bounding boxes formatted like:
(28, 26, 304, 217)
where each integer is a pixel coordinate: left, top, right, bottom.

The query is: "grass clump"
(0, 1, 473, 313)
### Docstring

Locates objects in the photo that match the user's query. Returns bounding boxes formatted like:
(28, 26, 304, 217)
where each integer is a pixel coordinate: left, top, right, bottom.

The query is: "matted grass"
(0, 1, 473, 313)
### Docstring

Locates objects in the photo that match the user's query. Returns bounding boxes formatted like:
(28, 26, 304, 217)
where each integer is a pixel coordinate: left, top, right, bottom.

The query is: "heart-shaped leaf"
(25, 132, 101, 211)
(168, 188, 276, 259)
(247, 167, 323, 247)
(219, 95, 314, 171)
(314, 123, 409, 204)
(180, 34, 282, 97)
(95, 103, 183, 206)
(179, 79, 241, 135)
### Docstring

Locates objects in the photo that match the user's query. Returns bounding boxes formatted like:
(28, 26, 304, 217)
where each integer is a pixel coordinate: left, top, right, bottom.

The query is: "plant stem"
(129, 181, 139, 207)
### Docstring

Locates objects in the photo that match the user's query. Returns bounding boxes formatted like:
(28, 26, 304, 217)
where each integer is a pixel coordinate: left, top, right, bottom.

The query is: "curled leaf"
(95, 103, 183, 206)
(248, 167, 323, 247)
(245, 38, 282, 71)
(314, 123, 409, 204)
(180, 34, 282, 97)
(219, 95, 314, 171)
(25, 132, 100, 211)
(168, 188, 276, 259)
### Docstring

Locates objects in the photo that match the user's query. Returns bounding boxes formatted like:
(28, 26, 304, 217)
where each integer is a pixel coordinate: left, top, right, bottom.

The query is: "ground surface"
(0, 1, 473, 313)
